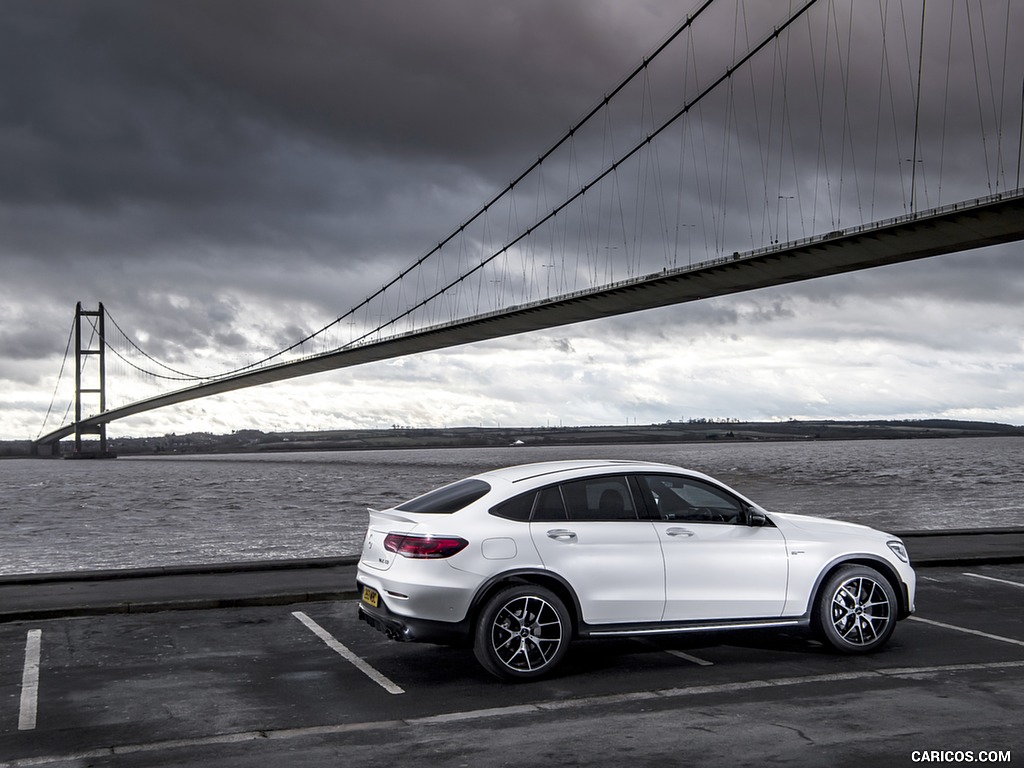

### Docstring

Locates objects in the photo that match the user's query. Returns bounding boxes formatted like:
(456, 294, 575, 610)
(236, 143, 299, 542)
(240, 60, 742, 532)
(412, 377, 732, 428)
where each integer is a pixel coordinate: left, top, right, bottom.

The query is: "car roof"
(474, 459, 704, 485)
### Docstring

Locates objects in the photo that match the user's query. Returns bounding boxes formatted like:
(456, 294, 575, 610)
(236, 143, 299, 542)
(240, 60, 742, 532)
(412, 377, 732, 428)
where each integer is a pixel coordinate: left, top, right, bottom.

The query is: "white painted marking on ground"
(6, 659, 1023, 768)
(291, 611, 404, 695)
(963, 572, 1024, 589)
(18, 630, 42, 731)
(634, 638, 714, 666)
(664, 649, 714, 666)
(910, 616, 1024, 648)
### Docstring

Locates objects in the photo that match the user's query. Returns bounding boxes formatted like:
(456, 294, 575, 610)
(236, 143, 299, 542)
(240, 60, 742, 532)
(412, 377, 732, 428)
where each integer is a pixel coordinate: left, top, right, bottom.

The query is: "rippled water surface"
(2, 437, 1022, 575)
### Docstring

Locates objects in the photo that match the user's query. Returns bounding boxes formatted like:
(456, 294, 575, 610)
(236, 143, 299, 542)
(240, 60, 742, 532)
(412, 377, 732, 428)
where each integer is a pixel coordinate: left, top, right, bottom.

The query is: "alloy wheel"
(488, 594, 565, 673)
(829, 574, 892, 647)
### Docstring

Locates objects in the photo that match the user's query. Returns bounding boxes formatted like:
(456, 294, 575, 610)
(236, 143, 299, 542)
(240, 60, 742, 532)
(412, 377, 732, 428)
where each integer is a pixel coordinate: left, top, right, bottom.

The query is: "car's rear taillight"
(383, 533, 469, 559)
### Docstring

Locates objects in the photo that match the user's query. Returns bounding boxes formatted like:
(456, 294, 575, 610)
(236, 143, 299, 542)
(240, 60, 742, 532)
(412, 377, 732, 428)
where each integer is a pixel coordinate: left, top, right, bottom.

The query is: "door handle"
(666, 527, 695, 537)
(546, 529, 577, 542)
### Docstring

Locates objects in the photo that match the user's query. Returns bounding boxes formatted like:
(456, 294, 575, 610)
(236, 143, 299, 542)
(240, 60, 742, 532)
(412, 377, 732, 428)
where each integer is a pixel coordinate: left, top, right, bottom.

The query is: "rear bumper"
(356, 582, 471, 646)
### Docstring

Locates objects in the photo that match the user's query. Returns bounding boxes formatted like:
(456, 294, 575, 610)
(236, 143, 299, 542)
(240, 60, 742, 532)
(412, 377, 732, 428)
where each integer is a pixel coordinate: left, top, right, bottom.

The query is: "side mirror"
(746, 508, 767, 527)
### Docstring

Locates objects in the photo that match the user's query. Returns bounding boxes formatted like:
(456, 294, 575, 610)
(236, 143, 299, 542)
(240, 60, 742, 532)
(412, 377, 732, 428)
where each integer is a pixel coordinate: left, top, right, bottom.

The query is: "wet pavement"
(0, 531, 1021, 767)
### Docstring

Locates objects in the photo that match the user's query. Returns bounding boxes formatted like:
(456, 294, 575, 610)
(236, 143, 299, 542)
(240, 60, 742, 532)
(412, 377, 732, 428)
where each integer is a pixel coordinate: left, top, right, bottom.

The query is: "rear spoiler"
(367, 507, 417, 524)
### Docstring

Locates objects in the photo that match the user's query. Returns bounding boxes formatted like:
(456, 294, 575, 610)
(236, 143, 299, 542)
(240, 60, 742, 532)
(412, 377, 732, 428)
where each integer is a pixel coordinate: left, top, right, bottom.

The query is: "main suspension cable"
(345, 0, 821, 349)
(35, 315, 76, 439)
(172, 0, 722, 381)
(102, 308, 209, 381)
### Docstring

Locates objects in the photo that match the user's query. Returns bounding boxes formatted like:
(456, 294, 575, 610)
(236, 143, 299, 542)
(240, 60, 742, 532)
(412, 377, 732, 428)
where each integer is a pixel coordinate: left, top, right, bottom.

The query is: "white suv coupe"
(357, 460, 916, 681)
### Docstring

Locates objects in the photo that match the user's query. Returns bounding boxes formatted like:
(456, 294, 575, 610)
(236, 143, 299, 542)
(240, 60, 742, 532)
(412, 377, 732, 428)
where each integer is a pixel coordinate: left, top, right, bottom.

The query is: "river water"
(2, 437, 1022, 576)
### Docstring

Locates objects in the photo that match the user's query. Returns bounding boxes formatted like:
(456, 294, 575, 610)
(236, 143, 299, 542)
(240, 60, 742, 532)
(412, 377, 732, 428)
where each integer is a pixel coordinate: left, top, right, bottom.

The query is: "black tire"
(473, 584, 572, 681)
(815, 565, 898, 653)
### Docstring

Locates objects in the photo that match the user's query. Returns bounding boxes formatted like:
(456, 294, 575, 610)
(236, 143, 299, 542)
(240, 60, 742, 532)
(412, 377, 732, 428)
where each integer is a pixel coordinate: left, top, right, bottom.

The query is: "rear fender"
(468, 569, 583, 638)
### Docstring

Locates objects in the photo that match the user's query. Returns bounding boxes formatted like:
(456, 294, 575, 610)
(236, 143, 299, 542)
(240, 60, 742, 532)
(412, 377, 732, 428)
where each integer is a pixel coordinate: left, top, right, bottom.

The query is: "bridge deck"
(37, 190, 1024, 445)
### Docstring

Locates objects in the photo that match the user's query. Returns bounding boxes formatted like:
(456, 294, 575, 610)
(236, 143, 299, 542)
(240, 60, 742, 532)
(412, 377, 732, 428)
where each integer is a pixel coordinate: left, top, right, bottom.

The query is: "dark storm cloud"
(0, 324, 57, 364)
(1, 0, 1022, 439)
(0, 0, 673, 384)
(138, 1, 628, 159)
(0, 0, 684, 346)
(1, 1, 649, 214)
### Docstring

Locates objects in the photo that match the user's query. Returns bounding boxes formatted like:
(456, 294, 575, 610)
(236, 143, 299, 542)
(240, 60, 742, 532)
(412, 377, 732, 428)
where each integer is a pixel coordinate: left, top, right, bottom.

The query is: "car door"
(636, 474, 789, 621)
(529, 475, 665, 624)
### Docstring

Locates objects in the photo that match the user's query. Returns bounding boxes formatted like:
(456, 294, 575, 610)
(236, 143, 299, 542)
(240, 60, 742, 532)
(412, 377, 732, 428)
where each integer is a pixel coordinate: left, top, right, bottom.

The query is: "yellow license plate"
(362, 586, 379, 608)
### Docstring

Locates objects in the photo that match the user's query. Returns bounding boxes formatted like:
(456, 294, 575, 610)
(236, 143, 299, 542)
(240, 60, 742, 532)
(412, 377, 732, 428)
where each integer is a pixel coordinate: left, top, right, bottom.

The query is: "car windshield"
(396, 479, 491, 514)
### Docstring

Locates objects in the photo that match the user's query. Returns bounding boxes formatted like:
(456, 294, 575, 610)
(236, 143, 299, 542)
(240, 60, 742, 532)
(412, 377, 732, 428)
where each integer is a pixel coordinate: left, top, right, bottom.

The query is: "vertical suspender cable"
(995, 1, 1011, 191)
(965, 3, 993, 194)
(1018, 76, 1023, 189)
(343, 0, 823, 350)
(910, 0, 927, 212)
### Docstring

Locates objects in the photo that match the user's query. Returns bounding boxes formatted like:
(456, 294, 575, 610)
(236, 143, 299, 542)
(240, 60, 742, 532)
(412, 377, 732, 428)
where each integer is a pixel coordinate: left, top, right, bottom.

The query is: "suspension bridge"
(33, 0, 1024, 456)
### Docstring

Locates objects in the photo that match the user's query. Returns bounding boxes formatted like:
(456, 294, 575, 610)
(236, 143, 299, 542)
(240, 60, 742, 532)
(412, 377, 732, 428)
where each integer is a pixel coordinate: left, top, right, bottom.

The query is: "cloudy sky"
(2, 0, 1023, 442)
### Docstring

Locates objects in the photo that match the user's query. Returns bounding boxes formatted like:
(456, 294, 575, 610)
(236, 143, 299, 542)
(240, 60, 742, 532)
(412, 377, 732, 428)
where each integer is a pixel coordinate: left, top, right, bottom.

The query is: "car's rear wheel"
(815, 565, 897, 653)
(473, 584, 571, 681)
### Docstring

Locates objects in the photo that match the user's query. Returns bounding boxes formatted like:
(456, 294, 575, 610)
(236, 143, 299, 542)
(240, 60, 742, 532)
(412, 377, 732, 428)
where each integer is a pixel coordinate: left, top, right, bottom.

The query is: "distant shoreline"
(5, 418, 1021, 458)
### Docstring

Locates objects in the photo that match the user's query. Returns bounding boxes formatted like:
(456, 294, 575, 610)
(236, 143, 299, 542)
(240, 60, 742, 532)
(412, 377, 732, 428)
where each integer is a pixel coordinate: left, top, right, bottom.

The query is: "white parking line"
(909, 616, 1024, 648)
(291, 611, 404, 695)
(963, 572, 1024, 589)
(634, 638, 714, 666)
(18, 629, 42, 731)
(5, 658, 1023, 767)
(664, 649, 714, 666)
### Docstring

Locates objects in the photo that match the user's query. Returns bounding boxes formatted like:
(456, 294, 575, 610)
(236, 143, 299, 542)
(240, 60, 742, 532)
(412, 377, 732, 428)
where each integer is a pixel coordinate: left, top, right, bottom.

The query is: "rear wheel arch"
(468, 571, 582, 639)
(472, 583, 573, 680)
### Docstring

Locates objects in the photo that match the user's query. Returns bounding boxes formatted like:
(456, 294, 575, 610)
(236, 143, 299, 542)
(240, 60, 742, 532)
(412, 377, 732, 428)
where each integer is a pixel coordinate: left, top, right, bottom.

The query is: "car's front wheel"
(473, 584, 571, 681)
(815, 565, 898, 653)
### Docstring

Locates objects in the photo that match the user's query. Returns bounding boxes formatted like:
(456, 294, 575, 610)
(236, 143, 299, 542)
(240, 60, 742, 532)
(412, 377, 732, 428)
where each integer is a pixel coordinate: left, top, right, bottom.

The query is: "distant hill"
(6, 418, 1020, 457)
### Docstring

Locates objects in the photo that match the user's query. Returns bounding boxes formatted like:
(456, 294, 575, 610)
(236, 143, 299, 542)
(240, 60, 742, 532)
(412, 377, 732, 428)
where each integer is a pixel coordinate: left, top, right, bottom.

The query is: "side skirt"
(580, 616, 809, 639)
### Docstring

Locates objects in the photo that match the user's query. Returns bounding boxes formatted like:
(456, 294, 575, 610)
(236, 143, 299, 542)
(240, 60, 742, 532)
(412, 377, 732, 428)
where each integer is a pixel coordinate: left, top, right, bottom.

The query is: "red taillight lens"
(383, 533, 469, 559)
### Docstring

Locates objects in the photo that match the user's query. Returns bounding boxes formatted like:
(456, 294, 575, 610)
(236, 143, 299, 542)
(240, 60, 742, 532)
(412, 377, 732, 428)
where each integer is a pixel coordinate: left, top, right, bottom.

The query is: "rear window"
(397, 479, 491, 514)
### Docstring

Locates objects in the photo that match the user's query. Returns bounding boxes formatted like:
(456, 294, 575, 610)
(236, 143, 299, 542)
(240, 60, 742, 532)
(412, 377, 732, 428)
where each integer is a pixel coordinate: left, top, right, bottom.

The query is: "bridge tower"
(71, 301, 115, 458)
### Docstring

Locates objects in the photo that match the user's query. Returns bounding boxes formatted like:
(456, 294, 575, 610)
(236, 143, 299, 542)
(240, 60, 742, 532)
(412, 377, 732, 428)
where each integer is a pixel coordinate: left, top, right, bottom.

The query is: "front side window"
(637, 474, 743, 524)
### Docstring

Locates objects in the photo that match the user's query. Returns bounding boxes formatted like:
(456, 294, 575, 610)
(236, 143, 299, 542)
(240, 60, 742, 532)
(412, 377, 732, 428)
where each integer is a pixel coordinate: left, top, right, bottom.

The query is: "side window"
(490, 491, 536, 521)
(638, 475, 744, 524)
(559, 476, 637, 521)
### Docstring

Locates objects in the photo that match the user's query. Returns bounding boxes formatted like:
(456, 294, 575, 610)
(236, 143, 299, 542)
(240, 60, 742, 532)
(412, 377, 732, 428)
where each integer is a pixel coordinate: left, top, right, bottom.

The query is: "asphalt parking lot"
(2, 564, 1022, 768)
